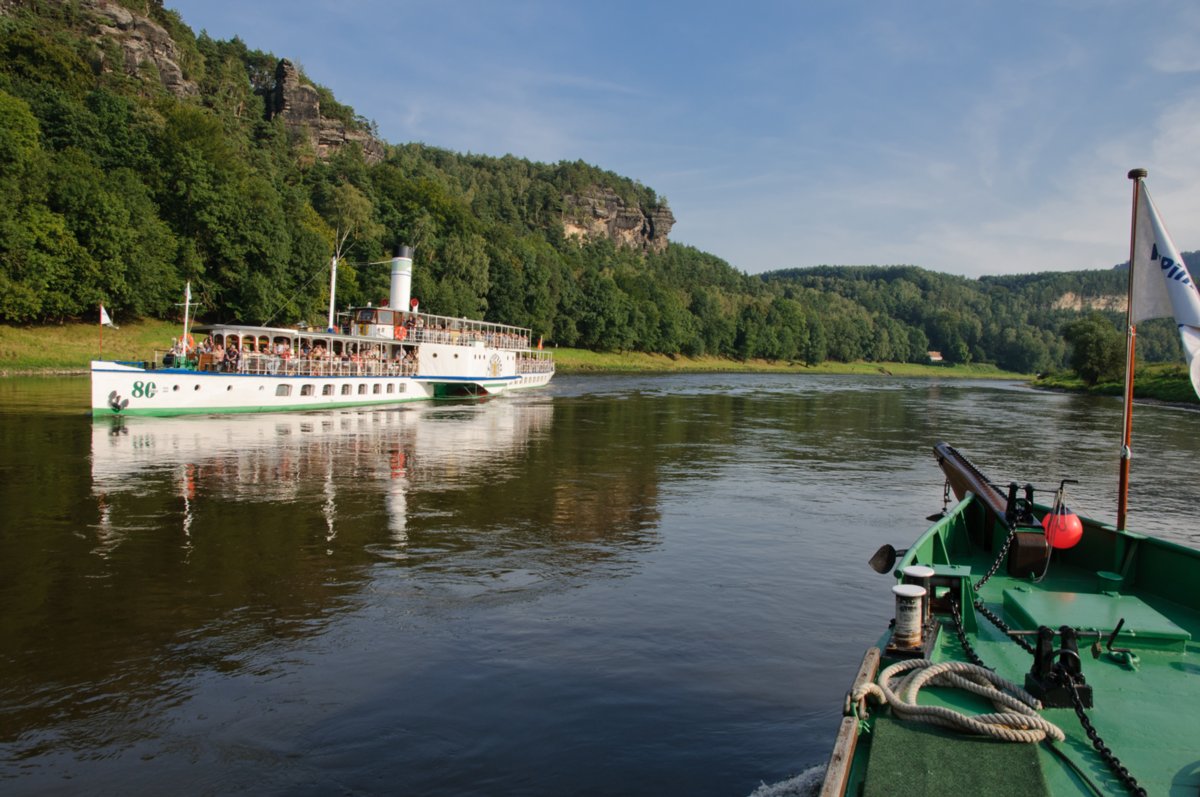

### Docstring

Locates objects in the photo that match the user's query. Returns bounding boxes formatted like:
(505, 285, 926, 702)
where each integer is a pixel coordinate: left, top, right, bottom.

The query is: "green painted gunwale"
(838, 494, 1200, 796)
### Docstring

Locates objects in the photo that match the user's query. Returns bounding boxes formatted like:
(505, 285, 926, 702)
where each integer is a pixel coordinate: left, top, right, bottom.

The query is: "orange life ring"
(394, 325, 407, 341)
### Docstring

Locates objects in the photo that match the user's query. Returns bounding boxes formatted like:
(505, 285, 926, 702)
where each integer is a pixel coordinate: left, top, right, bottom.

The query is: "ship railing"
(185, 353, 419, 378)
(403, 327, 532, 349)
(515, 352, 555, 374)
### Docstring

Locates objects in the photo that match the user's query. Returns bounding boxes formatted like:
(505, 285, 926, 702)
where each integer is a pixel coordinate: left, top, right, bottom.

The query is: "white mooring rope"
(851, 659, 1066, 743)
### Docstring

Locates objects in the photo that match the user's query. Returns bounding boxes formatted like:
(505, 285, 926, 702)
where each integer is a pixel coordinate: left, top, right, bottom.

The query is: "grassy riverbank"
(0, 321, 1027, 379)
(1033, 364, 1198, 405)
(0, 320, 180, 373)
(551, 347, 1024, 378)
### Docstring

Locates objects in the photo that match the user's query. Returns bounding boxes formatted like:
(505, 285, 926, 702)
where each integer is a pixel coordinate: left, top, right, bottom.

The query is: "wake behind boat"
(91, 246, 554, 416)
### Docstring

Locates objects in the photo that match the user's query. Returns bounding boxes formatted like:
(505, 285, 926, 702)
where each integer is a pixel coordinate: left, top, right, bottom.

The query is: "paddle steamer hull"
(91, 355, 552, 417)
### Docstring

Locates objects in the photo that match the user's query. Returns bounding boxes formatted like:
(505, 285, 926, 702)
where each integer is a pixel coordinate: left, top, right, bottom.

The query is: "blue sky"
(167, 1, 1200, 278)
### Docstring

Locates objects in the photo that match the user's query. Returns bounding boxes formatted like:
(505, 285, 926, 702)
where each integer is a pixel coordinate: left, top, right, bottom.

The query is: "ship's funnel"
(389, 244, 414, 310)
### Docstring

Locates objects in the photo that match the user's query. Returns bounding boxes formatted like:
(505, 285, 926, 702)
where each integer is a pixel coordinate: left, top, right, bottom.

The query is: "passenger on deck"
(223, 343, 240, 372)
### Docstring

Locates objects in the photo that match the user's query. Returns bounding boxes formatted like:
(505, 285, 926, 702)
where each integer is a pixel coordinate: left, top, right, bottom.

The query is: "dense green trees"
(0, 2, 1194, 378)
(1062, 314, 1125, 385)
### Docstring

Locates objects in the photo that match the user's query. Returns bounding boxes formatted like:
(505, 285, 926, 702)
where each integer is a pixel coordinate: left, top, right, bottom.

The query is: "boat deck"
(855, 547, 1200, 796)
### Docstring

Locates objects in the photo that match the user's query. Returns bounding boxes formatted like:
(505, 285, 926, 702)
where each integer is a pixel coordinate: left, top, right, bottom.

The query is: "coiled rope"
(852, 658, 1066, 743)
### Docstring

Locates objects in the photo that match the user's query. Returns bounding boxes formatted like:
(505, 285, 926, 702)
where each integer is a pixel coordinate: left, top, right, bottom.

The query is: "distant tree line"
(0, 2, 1187, 375)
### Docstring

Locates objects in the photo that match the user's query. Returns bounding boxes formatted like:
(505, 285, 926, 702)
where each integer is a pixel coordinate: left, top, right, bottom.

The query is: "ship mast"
(326, 255, 338, 333)
(1117, 168, 1147, 531)
(179, 281, 197, 354)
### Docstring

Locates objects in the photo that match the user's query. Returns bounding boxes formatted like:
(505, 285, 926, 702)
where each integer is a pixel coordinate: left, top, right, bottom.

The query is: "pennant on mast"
(1119, 169, 1200, 531)
(1129, 181, 1200, 398)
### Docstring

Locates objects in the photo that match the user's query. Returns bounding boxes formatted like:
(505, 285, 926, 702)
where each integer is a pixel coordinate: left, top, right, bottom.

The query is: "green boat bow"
(822, 443, 1200, 796)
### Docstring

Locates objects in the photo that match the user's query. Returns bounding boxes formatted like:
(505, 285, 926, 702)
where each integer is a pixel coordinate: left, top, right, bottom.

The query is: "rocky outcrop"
(562, 188, 674, 253)
(83, 0, 198, 97)
(266, 60, 385, 165)
(1052, 292, 1126, 312)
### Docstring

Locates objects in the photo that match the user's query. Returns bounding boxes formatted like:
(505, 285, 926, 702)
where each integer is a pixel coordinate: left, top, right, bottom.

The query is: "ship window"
(341, 384, 352, 395)
(386, 383, 395, 394)
(322, 385, 333, 396)
(373, 384, 381, 394)
(194, 385, 200, 391)
(301, 384, 314, 396)
(358, 384, 368, 394)
(399, 383, 406, 393)
(276, 385, 292, 397)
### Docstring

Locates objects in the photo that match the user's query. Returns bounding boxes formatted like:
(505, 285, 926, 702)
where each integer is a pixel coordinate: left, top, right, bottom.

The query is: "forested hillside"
(0, 0, 1187, 373)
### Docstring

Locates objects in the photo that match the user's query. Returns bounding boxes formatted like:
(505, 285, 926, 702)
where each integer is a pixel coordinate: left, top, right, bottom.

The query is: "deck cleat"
(1024, 625, 1093, 709)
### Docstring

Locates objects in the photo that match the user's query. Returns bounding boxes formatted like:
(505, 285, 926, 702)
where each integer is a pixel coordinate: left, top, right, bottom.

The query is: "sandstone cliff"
(76, 2, 384, 165)
(266, 60, 386, 166)
(1051, 291, 1126, 312)
(82, 0, 198, 97)
(562, 188, 675, 253)
(67, 3, 667, 250)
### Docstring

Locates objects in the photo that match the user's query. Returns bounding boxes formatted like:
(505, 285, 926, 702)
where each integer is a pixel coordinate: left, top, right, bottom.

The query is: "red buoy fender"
(1044, 506, 1083, 549)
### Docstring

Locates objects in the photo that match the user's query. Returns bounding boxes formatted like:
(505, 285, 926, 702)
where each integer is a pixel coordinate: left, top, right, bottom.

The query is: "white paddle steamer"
(90, 246, 554, 416)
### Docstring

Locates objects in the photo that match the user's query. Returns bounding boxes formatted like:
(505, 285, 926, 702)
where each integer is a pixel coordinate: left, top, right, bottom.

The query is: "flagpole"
(183, 282, 190, 341)
(1117, 168, 1147, 531)
(181, 282, 193, 360)
(98, 302, 104, 359)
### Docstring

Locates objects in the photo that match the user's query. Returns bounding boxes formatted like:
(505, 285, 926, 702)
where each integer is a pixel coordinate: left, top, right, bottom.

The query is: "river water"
(1, 374, 1196, 796)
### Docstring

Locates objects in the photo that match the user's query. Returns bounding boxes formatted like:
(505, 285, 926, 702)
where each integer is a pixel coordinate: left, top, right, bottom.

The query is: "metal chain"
(948, 599, 990, 669)
(974, 529, 1016, 591)
(1065, 676, 1147, 796)
(972, 611, 1145, 794)
(973, 598, 1036, 655)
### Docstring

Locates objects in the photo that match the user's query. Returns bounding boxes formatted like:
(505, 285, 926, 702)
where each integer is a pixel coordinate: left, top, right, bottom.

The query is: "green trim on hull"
(92, 395, 433, 417)
(91, 382, 553, 417)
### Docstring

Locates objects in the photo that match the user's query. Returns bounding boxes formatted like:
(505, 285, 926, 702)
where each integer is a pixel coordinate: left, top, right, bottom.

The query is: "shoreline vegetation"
(4, 321, 1194, 407)
(1, 320, 1023, 379)
(1032, 364, 1199, 406)
(551, 348, 1020, 378)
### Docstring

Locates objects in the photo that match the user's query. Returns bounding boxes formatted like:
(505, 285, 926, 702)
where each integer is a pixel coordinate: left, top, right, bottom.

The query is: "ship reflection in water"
(88, 397, 664, 576)
(5, 397, 665, 782)
(92, 401, 554, 557)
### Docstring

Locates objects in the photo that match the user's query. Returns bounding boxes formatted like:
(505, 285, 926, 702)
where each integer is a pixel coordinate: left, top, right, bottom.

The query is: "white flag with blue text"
(1131, 184, 1200, 398)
